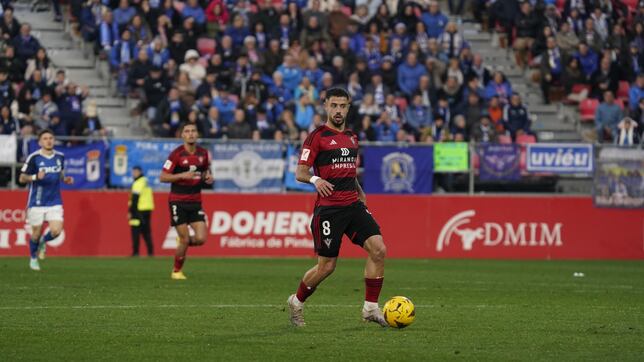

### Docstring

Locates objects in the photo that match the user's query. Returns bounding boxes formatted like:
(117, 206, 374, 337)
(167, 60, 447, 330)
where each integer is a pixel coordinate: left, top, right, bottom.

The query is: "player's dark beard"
(329, 114, 345, 128)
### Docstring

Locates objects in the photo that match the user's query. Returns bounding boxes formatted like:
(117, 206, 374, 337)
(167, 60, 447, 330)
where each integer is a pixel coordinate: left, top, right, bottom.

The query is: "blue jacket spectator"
(147, 40, 171, 68)
(595, 91, 624, 142)
(109, 30, 137, 69)
(295, 96, 314, 130)
(0, 70, 14, 107)
(484, 72, 513, 103)
(375, 118, 400, 142)
(628, 74, 644, 111)
(347, 24, 366, 54)
(47, 112, 68, 136)
(98, 11, 118, 52)
(359, 39, 382, 71)
(397, 53, 427, 97)
(277, 55, 303, 91)
(113, 0, 136, 31)
(421, 2, 449, 38)
(12, 24, 41, 63)
(182, 0, 206, 25)
(404, 96, 433, 130)
(574, 44, 598, 79)
(212, 90, 238, 126)
(224, 15, 251, 48)
(502, 94, 531, 140)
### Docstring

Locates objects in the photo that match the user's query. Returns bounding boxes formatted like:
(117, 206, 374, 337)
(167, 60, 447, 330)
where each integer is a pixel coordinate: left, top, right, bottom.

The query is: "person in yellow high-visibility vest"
(129, 166, 155, 256)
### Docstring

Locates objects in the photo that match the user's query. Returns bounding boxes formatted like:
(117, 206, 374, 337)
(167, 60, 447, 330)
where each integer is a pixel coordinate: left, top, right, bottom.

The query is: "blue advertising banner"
(212, 142, 285, 192)
(363, 146, 433, 194)
(28, 141, 106, 189)
(284, 144, 315, 192)
(478, 144, 520, 181)
(109, 139, 182, 188)
(526, 143, 593, 173)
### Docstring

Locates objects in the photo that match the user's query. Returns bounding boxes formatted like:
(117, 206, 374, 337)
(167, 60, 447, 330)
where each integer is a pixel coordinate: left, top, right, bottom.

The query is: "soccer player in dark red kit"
(160, 123, 213, 280)
(287, 88, 388, 327)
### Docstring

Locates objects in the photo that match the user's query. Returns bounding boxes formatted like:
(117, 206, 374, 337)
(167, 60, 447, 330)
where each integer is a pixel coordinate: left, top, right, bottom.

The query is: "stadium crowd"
(1, 0, 643, 146)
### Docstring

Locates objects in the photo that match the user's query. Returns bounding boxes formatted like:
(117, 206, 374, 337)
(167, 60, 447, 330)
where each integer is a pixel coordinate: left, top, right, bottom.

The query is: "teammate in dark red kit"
(287, 88, 388, 327)
(160, 123, 213, 280)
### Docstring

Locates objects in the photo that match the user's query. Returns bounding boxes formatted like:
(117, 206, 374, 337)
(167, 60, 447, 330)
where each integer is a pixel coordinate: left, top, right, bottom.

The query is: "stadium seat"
(516, 134, 537, 144)
(556, 0, 565, 11)
(498, 134, 513, 144)
(623, 0, 639, 11)
(197, 38, 216, 57)
(579, 98, 599, 123)
(617, 81, 630, 101)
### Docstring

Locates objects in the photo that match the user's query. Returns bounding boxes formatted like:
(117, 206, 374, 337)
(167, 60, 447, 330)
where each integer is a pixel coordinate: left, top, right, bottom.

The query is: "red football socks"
(365, 277, 384, 303)
(173, 256, 185, 272)
(295, 281, 316, 303)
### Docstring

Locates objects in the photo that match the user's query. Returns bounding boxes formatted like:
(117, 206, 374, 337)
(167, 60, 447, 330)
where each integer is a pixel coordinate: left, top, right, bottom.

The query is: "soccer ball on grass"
(382, 296, 415, 328)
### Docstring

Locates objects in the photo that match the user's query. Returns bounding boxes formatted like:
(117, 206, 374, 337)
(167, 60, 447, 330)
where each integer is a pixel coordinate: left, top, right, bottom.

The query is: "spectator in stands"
(227, 108, 253, 139)
(357, 115, 377, 141)
(153, 87, 188, 137)
(440, 22, 464, 58)
(513, 1, 538, 68)
(80, 0, 102, 43)
(0, 8, 20, 41)
(561, 57, 585, 97)
(1, 46, 25, 83)
(113, 0, 137, 33)
(129, 15, 152, 47)
(460, 92, 483, 131)
(14, 87, 34, 125)
(13, 24, 40, 64)
(556, 22, 580, 58)
(438, 76, 463, 112)
(47, 111, 67, 136)
(404, 93, 432, 140)
(0, 104, 19, 134)
(628, 73, 644, 112)
(471, 115, 497, 143)
(25, 48, 54, 84)
(143, 66, 170, 121)
(225, 14, 250, 49)
(428, 115, 449, 143)
(182, 0, 206, 29)
(421, 1, 447, 39)
(277, 54, 303, 93)
(580, 18, 603, 53)
(203, 106, 222, 138)
(375, 111, 399, 142)
(76, 100, 107, 136)
(595, 90, 623, 143)
(25, 69, 48, 101)
(295, 93, 315, 130)
(468, 53, 490, 86)
(484, 71, 512, 104)
(128, 49, 151, 96)
(33, 90, 58, 130)
(397, 52, 426, 98)
(109, 29, 136, 70)
(57, 83, 88, 133)
(0, 68, 14, 107)
(97, 10, 117, 54)
(615, 117, 641, 146)
(540, 37, 564, 104)
(205, 0, 229, 37)
(591, 57, 619, 99)
(622, 42, 644, 82)
(147, 38, 171, 68)
(383, 93, 403, 124)
(179, 49, 206, 88)
(212, 86, 237, 125)
(270, 71, 293, 106)
(451, 114, 468, 141)
(503, 93, 531, 141)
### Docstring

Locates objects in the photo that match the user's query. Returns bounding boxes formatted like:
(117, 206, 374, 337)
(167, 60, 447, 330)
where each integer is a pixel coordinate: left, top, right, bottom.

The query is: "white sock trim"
(293, 296, 304, 306)
(363, 301, 379, 310)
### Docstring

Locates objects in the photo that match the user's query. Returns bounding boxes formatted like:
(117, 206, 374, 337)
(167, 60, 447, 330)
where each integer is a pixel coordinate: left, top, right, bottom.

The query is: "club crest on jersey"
(381, 152, 416, 193)
(330, 139, 337, 145)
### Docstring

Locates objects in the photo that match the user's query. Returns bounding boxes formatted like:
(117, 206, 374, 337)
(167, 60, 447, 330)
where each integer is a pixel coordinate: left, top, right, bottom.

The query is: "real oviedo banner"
(211, 142, 285, 192)
(363, 146, 433, 194)
(109, 139, 182, 189)
(28, 141, 107, 189)
(0, 191, 642, 259)
(526, 143, 593, 173)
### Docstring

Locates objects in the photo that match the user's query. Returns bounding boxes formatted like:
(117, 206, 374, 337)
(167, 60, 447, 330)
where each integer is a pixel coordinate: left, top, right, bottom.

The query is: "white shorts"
(27, 205, 64, 226)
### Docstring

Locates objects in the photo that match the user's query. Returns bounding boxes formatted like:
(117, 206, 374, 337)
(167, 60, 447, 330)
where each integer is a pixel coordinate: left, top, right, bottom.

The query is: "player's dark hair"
(178, 122, 198, 134)
(37, 129, 54, 140)
(324, 87, 351, 102)
(132, 165, 142, 172)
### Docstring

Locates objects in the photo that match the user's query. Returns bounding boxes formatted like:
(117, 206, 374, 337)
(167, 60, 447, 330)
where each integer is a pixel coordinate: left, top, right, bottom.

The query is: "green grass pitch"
(1, 258, 643, 360)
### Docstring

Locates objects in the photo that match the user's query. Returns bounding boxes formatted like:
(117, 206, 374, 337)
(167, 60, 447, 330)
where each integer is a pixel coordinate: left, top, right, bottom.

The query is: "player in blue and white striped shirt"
(19, 129, 73, 271)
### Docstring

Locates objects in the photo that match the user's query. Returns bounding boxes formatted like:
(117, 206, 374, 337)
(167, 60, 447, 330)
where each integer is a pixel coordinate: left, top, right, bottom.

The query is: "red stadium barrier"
(0, 191, 642, 259)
